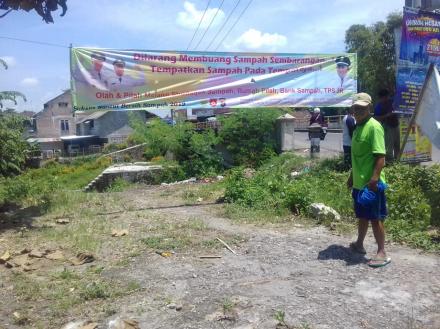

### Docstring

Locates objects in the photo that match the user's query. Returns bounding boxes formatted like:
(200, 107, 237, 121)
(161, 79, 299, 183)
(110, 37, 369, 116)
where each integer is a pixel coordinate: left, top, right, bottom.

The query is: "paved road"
(294, 132, 440, 164)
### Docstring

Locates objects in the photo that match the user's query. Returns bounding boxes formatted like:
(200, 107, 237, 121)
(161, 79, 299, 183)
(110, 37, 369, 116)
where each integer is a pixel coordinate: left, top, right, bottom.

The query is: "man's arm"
(368, 155, 385, 191)
(346, 116, 356, 138)
(374, 102, 393, 122)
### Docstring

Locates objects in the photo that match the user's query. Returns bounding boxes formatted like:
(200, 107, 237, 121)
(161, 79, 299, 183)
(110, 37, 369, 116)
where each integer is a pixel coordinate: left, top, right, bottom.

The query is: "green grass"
(222, 297, 235, 312)
(105, 177, 134, 192)
(223, 154, 440, 251)
(0, 157, 111, 210)
(11, 266, 142, 324)
(141, 217, 242, 251)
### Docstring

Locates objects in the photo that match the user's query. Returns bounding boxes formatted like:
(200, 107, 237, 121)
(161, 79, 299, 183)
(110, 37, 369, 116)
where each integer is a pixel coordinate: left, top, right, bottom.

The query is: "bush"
(316, 155, 350, 173)
(0, 157, 111, 210)
(385, 181, 431, 248)
(224, 154, 309, 215)
(223, 154, 439, 250)
(283, 183, 313, 215)
(386, 164, 440, 226)
(219, 108, 282, 167)
(130, 118, 223, 178)
(0, 114, 34, 177)
(152, 163, 187, 184)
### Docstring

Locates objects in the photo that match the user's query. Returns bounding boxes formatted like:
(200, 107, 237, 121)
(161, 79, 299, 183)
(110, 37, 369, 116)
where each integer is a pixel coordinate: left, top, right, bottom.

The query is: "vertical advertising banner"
(400, 117, 432, 163)
(70, 48, 357, 111)
(395, 7, 440, 113)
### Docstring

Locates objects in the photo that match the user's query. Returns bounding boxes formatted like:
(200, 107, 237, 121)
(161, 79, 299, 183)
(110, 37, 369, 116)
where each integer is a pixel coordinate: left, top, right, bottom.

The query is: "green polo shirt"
(352, 117, 386, 189)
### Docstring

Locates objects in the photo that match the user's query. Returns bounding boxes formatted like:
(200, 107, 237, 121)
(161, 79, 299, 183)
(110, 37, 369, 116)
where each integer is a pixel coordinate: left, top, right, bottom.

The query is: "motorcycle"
(308, 123, 327, 155)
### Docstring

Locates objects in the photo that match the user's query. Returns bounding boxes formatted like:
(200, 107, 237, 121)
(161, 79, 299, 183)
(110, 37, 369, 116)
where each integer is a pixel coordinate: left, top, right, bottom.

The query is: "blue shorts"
(352, 188, 387, 220)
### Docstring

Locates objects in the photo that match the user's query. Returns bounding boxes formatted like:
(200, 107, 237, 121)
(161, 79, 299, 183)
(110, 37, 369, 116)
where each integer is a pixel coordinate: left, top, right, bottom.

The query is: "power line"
(193, 0, 225, 51)
(205, 0, 241, 51)
(0, 36, 68, 48)
(186, 0, 212, 51)
(214, 0, 253, 51)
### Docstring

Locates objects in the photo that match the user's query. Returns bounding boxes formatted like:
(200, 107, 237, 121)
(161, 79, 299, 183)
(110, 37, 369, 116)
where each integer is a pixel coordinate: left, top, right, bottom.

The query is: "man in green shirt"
(347, 93, 390, 268)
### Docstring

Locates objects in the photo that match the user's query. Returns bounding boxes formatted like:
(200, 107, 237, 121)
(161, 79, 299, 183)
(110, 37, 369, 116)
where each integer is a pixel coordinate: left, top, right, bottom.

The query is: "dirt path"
(1, 185, 439, 329)
(105, 187, 440, 329)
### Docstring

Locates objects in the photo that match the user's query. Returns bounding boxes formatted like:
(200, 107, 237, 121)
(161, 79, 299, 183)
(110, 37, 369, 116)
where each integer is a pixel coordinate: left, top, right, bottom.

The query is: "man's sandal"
(368, 257, 391, 268)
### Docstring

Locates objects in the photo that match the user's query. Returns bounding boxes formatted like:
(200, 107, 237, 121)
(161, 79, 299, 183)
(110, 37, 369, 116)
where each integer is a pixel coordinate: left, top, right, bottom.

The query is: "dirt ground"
(0, 183, 439, 329)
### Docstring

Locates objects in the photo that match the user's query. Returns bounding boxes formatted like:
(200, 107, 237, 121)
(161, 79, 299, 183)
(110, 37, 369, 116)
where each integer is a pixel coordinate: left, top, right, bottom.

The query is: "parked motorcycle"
(308, 123, 327, 155)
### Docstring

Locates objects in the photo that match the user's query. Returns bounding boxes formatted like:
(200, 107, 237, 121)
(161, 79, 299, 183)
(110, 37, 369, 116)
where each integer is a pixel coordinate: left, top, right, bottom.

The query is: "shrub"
(386, 164, 440, 226)
(0, 157, 110, 210)
(130, 118, 223, 178)
(223, 154, 440, 250)
(224, 154, 310, 215)
(283, 183, 313, 215)
(218, 108, 282, 167)
(0, 114, 34, 177)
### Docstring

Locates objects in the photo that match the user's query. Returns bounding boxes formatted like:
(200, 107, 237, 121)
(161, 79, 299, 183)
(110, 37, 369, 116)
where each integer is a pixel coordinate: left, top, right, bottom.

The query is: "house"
(76, 110, 157, 144)
(33, 90, 78, 138)
(31, 90, 158, 157)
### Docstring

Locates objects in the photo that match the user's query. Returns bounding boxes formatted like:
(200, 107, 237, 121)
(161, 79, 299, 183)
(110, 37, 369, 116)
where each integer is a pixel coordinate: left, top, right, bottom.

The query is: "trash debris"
(197, 197, 204, 203)
(161, 177, 197, 186)
(71, 253, 95, 266)
(216, 175, 225, 181)
(19, 248, 31, 254)
(199, 255, 222, 259)
(45, 250, 65, 261)
(12, 311, 29, 325)
(61, 321, 98, 329)
(167, 303, 176, 309)
(22, 265, 37, 272)
(0, 251, 11, 264)
(155, 251, 174, 257)
(108, 317, 140, 329)
(10, 254, 33, 267)
(216, 237, 237, 255)
(29, 250, 46, 258)
(56, 218, 70, 224)
(111, 229, 129, 237)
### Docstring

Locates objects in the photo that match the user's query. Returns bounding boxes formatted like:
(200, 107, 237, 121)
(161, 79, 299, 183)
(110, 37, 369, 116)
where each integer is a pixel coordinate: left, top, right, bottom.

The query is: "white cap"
(314, 107, 320, 113)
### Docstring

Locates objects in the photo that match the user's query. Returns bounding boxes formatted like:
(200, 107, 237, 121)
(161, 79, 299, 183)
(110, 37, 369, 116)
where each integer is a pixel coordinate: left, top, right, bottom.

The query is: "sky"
(0, 0, 404, 113)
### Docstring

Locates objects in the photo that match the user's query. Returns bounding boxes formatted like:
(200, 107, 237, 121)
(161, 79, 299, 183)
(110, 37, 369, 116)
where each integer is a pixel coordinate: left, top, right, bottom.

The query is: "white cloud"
(176, 1, 225, 29)
(234, 29, 287, 50)
(0, 56, 17, 68)
(21, 78, 39, 86)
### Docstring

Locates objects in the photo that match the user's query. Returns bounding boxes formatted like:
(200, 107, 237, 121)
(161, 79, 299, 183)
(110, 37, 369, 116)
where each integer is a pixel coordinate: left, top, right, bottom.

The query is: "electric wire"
(193, 0, 225, 51)
(0, 36, 68, 48)
(186, 0, 212, 51)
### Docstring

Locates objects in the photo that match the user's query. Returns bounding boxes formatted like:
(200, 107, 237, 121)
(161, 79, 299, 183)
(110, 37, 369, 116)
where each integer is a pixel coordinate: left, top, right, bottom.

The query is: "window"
(58, 102, 69, 107)
(90, 120, 94, 128)
(60, 120, 69, 131)
(44, 104, 49, 109)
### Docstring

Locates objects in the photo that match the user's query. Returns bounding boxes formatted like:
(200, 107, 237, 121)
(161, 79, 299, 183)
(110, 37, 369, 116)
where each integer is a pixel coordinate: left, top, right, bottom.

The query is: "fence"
(293, 115, 345, 130)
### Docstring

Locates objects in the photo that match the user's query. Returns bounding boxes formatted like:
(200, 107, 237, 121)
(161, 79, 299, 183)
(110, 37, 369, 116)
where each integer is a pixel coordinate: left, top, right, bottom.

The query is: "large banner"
(400, 117, 432, 163)
(395, 7, 440, 113)
(70, 48, 357, 111)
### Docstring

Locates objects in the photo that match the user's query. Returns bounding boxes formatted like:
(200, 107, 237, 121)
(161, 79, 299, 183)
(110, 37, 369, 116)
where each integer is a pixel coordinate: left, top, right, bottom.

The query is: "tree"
(0, 113, 32, 177)
(0, 0, 67, 23)
(0, 57, 32, 177)
(345, 12, 403, 100)
(0, 59, 26, 109)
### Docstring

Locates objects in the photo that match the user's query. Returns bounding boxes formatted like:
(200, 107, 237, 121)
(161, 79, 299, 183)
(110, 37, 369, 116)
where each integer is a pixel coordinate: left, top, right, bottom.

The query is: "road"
(294, 131, 440, 164)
